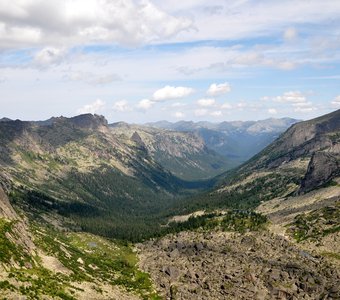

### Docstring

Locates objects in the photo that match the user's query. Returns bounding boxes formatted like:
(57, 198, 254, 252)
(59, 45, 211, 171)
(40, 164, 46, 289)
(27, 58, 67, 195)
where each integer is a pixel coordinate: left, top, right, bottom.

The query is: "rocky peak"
(47, 114, 108, 130)
(68, 114, 108, 129)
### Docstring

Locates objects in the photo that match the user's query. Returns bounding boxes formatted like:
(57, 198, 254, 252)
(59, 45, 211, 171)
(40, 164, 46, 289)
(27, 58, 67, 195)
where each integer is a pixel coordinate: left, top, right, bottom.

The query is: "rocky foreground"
(137, 230, 340, 300)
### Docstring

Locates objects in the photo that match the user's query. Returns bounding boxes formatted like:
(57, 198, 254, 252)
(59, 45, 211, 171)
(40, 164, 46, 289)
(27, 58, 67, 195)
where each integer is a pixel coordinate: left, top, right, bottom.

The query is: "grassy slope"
(0, 217, 161, 299)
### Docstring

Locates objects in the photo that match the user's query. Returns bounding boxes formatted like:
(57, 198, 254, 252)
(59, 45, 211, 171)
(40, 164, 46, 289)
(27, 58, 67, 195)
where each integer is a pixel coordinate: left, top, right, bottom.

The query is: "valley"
(0, 110, 339, 299)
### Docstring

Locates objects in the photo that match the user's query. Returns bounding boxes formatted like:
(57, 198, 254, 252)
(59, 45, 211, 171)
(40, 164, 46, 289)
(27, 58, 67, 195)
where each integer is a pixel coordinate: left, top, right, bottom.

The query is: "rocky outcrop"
(0, 186, 18, 221)
(299, 152, 340, 194)
(131, 131, 147, 151)
(0, 187, 35, 253)
(68, 114, 108, 129)
(138, 230, 340, 300)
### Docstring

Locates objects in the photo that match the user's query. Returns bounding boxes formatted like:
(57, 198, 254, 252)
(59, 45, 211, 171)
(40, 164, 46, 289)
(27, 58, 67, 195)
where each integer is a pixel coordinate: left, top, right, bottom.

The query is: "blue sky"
(0, 0, 339, 122)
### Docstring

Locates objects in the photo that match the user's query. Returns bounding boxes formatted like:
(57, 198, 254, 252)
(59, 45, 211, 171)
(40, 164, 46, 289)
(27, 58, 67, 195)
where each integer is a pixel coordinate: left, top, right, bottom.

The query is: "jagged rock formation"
(299, 152, 340, 193)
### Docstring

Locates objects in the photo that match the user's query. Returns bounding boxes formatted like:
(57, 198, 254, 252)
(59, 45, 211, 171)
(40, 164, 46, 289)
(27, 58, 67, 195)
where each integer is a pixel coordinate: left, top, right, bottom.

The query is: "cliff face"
(299, 152, 340, 193)
(0, 186, 35, 253)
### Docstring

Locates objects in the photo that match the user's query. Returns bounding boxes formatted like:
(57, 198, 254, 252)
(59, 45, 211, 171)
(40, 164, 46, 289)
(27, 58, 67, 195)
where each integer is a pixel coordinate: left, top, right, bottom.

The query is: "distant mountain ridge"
(147, 117, 298, 133)
(146, 117, 299, 165)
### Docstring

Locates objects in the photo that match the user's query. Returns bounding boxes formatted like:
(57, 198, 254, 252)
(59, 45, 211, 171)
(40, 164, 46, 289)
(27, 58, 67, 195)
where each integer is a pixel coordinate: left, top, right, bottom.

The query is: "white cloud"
(157, 0, 340, 44)
(268, 108, 278, 115)
(173, 111, 185, 118)
(236, 102, 247, 109)
(284, 27, 298, 42)
(274, 91, 307, 103)
(194, 108, 208, 117)
(294, 106, 317, 113)
(0, 0, 193, 50)
(152, 85, 194, 101)
(273, 91, 317, 113)
(137, 99, 154, 110)
(112, 100, 131, 112)
(210, 110, 222, 117)
(197, 98, 215, 107)
(331, 95, 340, 107)
(171, 102, 186, 107)
(292, 101, 313, 107)
(33, 47, 66, 67)
(207, 82, 231, 96)
(221, 103, 232, 109)
(77, 99, 105, 114)
(68, 71, 122, 85)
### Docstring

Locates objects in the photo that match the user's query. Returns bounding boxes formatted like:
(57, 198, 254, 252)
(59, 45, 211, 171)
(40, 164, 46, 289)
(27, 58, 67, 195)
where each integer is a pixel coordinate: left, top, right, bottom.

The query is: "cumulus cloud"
(294, 106, 317, 113)
(33, 47, 66, 67)
(173, 111, 185, 118)
(331, 95, 340, 107)
(112, 100, 131, 112)
(273, 91, 317, 113)
(221, 103, 232, 109)
(171, 102, 186, 108)
(137, 99, 155, 110)
(152, 85, 194, 101)
(194, 108, 208, 117)
(207, 82, 231, 96)
(268, 108, 278, 115)
(210, 110, 222, 117)
(0, 0, 193, 50)
(68, 71, 122, 85)
(236, 102, 247, 109)
(77, 99, 105, 114)
(284, 27, 298, 41)
(197, 98, 215, 107)
(291, 101, 313, 108)
(274, 91, 307, 103)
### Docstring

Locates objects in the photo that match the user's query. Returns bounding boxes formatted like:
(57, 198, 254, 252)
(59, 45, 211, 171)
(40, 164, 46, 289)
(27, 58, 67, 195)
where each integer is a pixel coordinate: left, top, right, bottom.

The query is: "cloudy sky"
(1, 0, 340, 122)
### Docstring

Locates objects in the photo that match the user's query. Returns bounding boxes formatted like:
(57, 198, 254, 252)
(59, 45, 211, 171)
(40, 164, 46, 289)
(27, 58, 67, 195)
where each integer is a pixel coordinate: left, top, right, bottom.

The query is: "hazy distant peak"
(146, 117, 300, 134)
(109, 121, 131, 128)
(0, 117, 12, 122)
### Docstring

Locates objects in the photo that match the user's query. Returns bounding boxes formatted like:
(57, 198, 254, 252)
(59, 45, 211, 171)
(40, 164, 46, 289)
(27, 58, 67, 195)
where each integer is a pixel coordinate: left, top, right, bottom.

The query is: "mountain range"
(0, 110, 338, 299)
(146, 118, 298, 166)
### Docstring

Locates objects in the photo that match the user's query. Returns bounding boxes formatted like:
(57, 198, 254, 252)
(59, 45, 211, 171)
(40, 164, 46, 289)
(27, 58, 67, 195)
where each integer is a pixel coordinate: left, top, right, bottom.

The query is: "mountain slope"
(110, 122, 230, 180)
(172, 109, 339, 213)
(0, 114, 223, 241)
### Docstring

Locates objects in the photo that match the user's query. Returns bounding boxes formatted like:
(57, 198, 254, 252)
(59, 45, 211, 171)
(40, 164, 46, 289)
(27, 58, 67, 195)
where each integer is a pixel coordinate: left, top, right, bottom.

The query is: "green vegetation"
(169, 172, 300, 217)
(220, 210, 268, 233)
(287, 202, 340, 242)
(2, 223, 161, 300)
(321, 252, 340, 260)
(153, 148, 230, 181)
(0, 219, 32, 266)
(166, 210, 267, 234)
